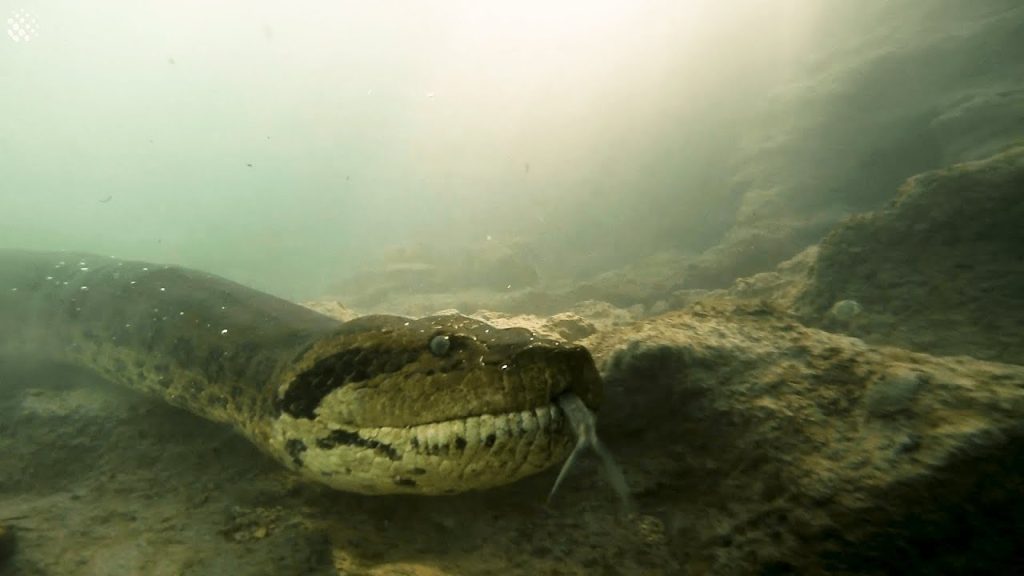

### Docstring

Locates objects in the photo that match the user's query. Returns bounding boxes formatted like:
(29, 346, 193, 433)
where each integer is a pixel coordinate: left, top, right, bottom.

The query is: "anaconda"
(0, 250, 602, 495)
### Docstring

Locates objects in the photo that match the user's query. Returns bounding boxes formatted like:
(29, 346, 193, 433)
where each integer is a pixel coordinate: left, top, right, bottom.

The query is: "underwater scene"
(1, 1, 1023, 574)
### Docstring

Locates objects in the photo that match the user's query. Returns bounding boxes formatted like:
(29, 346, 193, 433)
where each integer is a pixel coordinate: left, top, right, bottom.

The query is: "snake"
(0, 250, 603, 495)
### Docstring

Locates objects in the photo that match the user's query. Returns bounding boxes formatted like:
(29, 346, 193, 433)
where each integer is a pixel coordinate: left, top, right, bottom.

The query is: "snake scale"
(0, 250, 603, 495)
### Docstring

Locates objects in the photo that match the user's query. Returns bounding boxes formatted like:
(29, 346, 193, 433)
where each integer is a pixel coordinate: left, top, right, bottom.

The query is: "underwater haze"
(6, 0, 1019, 299)
(3, 0, 746, 297)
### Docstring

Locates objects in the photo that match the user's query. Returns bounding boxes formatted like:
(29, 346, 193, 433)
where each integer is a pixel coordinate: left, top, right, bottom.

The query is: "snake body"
(0, 250, 602, 494)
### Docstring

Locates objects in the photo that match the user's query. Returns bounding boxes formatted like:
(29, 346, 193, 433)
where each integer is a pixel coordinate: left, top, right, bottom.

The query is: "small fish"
(548, 393, 634, 514)
(99, 195, 112, 203)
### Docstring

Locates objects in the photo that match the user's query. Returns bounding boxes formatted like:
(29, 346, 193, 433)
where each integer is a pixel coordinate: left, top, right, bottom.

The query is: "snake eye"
(428, 334, 452, 356)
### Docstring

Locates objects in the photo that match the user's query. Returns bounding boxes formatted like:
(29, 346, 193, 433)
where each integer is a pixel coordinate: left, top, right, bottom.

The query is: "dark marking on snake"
(316, 429, 400, 461)
(285, 438, 307, 467)
(278, 346, 414, 419)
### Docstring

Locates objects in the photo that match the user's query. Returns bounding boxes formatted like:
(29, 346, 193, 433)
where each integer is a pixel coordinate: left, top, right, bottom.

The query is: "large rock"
(581, 300, 1024, 574)
(793, 145, 1024, 365)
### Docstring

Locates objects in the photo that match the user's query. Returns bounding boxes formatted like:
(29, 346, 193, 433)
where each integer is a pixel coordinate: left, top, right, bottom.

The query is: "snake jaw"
(268, 403, 577, 495)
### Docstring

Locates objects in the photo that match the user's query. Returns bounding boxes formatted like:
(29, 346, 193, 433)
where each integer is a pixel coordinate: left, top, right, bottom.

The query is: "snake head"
(269, 313, 603, 494)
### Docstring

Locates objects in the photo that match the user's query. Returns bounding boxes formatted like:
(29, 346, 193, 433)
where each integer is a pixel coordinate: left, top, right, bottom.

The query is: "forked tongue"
(547, 393, 634, 513)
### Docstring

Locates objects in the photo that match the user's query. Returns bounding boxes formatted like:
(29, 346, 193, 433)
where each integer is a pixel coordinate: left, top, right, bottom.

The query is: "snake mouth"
(272, 394, 597, 495)
(275, 400, 577, 495)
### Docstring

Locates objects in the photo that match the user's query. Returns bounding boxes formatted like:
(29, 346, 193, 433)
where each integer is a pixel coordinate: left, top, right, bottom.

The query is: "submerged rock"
(795, 145, 1024, 364)
(300, 300, 359, 322)
(827, 299, 863, 322)
(863, 366, 925, 418)
(581, 301, 1024, 574)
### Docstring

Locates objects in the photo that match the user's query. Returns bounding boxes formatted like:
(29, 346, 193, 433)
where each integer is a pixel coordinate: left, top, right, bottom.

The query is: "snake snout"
(550, 345, 604, 412)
